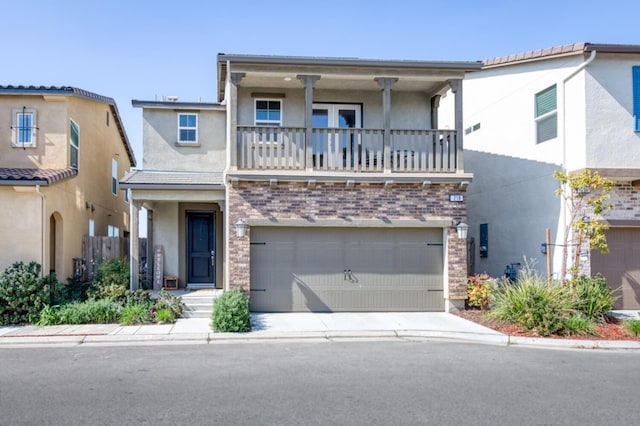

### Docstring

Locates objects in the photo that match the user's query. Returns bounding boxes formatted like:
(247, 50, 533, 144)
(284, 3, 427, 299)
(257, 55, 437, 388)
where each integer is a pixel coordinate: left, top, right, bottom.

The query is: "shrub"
(43, 299, 121, 325)
(563, 314, 596, 336)
(467, 274, 496, 310)
(623, 319, 640, 336)
(0, 262, 49, 325)
(61, 276, 92, 303)
(89, 283, 129, 303)
(155, 308, 176, 323)
(571, 274, 615, 322)
(211, 289, 251, 332)
(127, 289, 154, 308)
(154, 289, 185, 318)
(488, 272, 574, 336)
(92, 258, 130, 289)
(120, 304, 151, 325)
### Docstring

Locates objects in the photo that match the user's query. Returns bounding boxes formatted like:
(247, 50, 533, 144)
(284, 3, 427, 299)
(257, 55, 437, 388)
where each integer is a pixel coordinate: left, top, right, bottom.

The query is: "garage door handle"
(344, 270, 348, 280)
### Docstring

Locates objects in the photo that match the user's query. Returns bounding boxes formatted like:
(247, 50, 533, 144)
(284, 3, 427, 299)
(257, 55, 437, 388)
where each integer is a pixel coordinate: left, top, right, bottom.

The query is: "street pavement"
(1, 311, 639, 349)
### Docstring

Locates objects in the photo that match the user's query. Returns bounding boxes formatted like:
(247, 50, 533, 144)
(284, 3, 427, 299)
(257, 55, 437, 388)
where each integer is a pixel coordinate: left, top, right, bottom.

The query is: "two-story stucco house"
(124, 54, 481, 313)
(0, 86, 136, 279)
(459, 43, 640, 309)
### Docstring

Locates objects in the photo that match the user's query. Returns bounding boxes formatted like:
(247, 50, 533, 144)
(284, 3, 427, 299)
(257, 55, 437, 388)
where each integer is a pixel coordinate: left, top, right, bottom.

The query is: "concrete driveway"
(251, 312, 501, 335)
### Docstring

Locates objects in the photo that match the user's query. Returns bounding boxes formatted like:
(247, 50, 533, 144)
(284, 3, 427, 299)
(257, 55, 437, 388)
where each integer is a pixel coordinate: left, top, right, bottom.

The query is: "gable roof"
(0, 85, 136, 167)
(0, 167, 78, 186)
(483, 43, 640, 69)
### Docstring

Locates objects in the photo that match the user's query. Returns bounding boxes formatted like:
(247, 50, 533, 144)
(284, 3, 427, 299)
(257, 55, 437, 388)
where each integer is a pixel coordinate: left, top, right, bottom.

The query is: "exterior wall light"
(235, 219, 247, 238)
(456, 222, 469, 240)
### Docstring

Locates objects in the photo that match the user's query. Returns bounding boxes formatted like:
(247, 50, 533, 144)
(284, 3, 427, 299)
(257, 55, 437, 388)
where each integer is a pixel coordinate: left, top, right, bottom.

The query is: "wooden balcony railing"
(236, 126, 459, 173)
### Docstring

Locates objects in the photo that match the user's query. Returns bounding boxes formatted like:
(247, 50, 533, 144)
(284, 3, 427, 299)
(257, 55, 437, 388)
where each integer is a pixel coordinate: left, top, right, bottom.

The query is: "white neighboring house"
(458, 43, 640, 309)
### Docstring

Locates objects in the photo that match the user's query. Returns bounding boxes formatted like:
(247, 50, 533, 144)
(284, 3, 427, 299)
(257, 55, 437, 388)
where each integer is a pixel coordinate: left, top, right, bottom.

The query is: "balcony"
(236, 126, 460, 174)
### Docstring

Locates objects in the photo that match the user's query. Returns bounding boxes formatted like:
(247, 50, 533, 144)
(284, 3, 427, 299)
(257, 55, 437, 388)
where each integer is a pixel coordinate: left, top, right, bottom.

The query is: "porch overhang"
(227, 170, 473, 185)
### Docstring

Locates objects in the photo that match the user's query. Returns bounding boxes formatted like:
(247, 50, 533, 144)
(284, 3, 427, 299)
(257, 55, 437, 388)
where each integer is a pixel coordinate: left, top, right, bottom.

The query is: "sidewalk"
(1, 312, 639, 349)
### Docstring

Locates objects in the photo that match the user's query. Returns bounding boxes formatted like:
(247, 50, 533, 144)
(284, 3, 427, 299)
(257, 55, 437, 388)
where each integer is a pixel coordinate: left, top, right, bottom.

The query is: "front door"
(187, 212, 215, 288)
(312, 104, 362, 168)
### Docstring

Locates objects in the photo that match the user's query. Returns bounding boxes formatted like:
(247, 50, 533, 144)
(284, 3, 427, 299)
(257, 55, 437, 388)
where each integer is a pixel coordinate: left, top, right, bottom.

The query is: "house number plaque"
(449, 194, 464, 202)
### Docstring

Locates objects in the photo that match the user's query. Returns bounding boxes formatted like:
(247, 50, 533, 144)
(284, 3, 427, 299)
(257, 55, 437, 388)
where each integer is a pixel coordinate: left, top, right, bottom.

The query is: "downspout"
(35, 185, 46, 277)
(558, 49, 596, 278)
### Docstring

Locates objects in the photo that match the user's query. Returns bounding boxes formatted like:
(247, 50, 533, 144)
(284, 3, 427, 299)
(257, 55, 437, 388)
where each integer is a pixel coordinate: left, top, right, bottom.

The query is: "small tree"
(553, 169, 613, 281)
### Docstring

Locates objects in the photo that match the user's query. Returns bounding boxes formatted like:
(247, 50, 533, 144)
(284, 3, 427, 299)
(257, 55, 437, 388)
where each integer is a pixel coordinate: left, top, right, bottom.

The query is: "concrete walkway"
(1, 311, 639, 349)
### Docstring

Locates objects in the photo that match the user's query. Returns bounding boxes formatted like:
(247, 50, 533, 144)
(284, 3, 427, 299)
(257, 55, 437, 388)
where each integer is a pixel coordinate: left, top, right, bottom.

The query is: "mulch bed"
(455, 309, 640, 341)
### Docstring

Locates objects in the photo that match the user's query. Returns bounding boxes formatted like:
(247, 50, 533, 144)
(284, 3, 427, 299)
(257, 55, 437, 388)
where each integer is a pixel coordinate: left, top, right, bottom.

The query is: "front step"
(180, 289, 223, 319)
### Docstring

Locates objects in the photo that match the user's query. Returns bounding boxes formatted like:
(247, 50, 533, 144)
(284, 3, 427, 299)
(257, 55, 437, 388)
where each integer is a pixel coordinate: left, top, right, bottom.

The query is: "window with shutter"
(534, 85, 557, 143)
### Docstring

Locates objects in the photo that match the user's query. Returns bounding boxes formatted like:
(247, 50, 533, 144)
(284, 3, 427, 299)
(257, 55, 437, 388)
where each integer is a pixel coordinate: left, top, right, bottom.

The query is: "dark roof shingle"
(0, 168, 78, 186)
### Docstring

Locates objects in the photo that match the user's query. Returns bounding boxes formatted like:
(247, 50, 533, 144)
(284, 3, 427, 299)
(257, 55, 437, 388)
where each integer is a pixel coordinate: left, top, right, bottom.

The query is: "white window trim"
(70, 119, 80, 169)
(11, 108, 37, 148)
(254, 99, 282, 126)
(111, 158, 118, 196)
(89, 219, 95, 237)
(177, 113, 198, 144)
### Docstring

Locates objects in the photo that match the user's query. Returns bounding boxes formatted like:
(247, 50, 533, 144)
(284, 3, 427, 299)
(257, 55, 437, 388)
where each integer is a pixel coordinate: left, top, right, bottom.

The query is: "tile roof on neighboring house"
(0, 167, 78, 186)
(0, 85, 136, 167)
(483, 42, 640, 68)
(120, 170, 225, 189)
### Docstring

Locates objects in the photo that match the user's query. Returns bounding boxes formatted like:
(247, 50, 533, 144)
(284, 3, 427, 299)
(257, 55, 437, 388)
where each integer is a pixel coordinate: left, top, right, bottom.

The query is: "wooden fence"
(77, 236, 147, 282)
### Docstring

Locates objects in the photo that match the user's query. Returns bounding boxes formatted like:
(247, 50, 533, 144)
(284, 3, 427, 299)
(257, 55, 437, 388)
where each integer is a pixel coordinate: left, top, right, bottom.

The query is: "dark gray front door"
(187, 212, 215, 286)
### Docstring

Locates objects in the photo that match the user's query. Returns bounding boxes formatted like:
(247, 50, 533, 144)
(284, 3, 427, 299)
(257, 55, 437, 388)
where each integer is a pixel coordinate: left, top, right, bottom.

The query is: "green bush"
(91, 258, 130, 289)
(120, 304, 151, 325)
(623, 319, 640, 336)
(155, 308, 176, 323)
(39, 299, 121, 325)
(154, 289, 185, 318)
(488, 272, 574, 336)
(211, 289, 251, 332)
(563, 314, 596, 336)
(572, 274, 615, 322)
(0, 262, 49, 325)
(127, 289, 154, 308)
(89, 283, 129, 303)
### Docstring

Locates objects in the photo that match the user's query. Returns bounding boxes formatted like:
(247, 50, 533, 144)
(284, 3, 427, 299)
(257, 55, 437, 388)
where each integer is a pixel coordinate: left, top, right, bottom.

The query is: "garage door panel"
(591, 228, 640, 310)
(250, 227, 444, 312)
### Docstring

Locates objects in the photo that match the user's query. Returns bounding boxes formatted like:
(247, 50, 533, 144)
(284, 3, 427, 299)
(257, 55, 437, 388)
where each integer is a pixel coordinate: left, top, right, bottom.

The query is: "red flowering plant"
(467, 274, 496, 310)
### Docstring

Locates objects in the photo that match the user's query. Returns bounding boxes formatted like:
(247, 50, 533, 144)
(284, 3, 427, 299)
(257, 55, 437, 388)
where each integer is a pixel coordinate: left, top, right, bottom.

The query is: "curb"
(507, 335, 640, 350)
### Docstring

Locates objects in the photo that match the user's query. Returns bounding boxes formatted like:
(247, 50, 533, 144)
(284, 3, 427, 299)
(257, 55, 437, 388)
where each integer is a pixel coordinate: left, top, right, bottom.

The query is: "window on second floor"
(89, 219, 95, 237)
(11, 108, 37, 147)
(178, 113, 197, 143)
(255, 100, 282, 126)
(112, 158, 118, 196)
(633, 66, 640, 132)
(534, 85, 557, 144)
(108, 225, 119, 237)
(70, 120, 80, 169)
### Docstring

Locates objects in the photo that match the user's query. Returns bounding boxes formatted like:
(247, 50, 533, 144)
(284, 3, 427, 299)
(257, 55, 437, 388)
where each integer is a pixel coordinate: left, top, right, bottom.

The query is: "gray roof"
(0, 167, 77, 186)
(483, 42, 640, 68)
(132, 100, 225, 110)
(120, 170, 225, 189)
(0, 85, 136, 167)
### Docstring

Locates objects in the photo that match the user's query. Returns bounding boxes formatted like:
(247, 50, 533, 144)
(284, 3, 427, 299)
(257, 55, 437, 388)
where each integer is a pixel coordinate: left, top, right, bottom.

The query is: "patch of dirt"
(455, 309, 640, 341)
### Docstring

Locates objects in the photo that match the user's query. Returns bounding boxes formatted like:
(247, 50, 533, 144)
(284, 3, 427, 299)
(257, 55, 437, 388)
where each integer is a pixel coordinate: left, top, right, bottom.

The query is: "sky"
(2, 0, 639, 165)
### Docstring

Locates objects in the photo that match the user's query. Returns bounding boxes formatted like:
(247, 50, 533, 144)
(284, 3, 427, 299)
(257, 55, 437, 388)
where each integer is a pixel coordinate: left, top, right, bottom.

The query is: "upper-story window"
(111, 158, 118, 195)
(534, 85, 557, 143)
(70, 120, 80, 169)
(633, 66, 640, 132)
(255, 100, 282, 126)
(11, 108, 37, 147)
(178, 113, 198, 143)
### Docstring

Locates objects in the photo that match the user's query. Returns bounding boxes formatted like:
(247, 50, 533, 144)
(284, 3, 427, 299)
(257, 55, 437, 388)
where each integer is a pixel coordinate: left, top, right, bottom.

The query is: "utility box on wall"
(479, 223, 488, 258)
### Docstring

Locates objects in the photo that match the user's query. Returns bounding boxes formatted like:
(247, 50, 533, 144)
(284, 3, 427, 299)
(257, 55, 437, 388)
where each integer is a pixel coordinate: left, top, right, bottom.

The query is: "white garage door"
(249, 227, 444, 312)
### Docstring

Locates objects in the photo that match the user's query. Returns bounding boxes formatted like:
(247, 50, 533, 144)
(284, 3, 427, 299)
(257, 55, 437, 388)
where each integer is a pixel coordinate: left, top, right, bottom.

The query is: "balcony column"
(297, 74, 320, 171)
(129, 199, 141, 291)
(228, 72, 245, 170)
(430, 95, 441, 129)
(449, 79, 464, 172)
(375, 77, 398, 173)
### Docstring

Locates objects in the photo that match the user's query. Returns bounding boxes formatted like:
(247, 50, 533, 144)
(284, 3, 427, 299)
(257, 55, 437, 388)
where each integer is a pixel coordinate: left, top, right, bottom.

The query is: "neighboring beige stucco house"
(456, 43, 640, 309)
(124, 54, 481, 313)
(0, 86, 136, 279)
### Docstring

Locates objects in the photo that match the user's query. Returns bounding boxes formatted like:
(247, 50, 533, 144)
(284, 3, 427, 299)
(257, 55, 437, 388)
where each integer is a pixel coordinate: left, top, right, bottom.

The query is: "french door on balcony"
(312, 104, 361, 168)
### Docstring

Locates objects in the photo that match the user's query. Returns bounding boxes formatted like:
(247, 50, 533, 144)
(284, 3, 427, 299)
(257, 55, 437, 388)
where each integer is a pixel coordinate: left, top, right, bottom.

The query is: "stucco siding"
(584, 54, 640, 169)
(141, 108, 227, 172)
(151, 202, 180, 278)
(0, 189, 42, 271)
